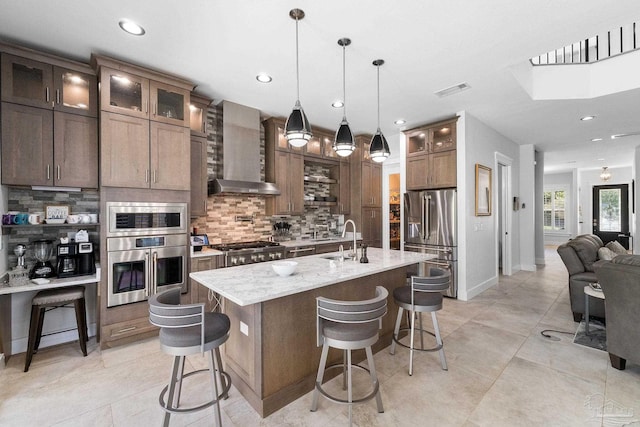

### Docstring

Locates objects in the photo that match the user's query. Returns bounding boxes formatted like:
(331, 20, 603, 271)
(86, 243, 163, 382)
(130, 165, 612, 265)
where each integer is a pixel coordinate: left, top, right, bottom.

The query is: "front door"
(592, 184, 629, 248)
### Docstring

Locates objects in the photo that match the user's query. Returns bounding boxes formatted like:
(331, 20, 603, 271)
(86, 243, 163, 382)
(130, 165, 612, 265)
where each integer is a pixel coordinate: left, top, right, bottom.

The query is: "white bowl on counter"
(272, 261, 298, 277)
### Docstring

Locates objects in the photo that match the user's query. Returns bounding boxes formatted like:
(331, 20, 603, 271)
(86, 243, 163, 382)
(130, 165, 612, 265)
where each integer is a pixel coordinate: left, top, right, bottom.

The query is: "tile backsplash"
(5, 188, 100, 268)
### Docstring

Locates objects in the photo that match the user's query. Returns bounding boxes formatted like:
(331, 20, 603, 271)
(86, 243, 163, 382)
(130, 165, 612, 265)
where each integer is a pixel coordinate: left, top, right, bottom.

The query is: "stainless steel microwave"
(106, 202, 188, 237)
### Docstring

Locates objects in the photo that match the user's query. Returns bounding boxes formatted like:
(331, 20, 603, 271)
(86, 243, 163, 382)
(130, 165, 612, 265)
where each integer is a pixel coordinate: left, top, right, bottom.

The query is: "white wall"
(459, 111, 522, 300)
(519, 145, 536, 271)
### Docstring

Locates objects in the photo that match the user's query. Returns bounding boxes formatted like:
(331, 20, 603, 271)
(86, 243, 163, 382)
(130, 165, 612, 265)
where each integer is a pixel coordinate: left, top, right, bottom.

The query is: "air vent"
(434, 82, 471, 98)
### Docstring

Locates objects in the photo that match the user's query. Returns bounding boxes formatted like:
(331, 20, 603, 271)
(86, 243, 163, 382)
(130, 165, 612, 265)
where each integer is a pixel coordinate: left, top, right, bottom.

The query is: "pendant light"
(600, 166, 611, 182)
(285, 8, 312, 148)
(333, 38, 355, 157)
(369, 59, 390, 162)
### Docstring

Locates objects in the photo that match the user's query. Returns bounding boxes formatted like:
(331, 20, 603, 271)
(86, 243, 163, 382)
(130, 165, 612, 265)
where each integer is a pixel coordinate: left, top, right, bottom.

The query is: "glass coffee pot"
(29, 239, 56, 279)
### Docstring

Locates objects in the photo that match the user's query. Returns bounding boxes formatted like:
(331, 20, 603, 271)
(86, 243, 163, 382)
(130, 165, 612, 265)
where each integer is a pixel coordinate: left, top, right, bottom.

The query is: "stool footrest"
(314, 363, 380, 406)
(159, 368, 231, 414)
(392, 327, 443, 352)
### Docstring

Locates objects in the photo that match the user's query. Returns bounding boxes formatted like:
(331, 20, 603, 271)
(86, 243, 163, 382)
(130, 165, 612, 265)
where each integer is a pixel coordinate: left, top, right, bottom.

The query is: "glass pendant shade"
(285, 100, 312, 147)
(370, 128, 390, 163)
(334, 118, 355, 157)
(600, 166, 611, 181)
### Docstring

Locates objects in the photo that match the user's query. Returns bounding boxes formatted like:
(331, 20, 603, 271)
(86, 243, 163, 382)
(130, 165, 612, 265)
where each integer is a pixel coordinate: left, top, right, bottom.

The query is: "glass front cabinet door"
(150, 81, 189, 127)
(99, 68, 149, 119)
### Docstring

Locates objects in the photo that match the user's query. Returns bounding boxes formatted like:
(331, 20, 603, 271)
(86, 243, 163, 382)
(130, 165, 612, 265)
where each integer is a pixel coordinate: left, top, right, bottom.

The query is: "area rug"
(573, 319, 607, 351)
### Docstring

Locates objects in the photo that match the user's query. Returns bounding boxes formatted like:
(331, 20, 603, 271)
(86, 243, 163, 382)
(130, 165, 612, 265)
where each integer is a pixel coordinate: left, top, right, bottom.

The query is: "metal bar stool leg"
(24, 305, 43, 372)
(214, 347, 229, 399)
(208, 349, 222, 427)
(162, 356, 182, 427)
(347, 349, 353, 427)
(311, 343, 330, 412)
(432, 312, 447, 370)
(390, 307, 403, 355)
(418, 312, 424, 350)
(173, 356, 186, 409)
(365, 345, 384, 413)
(409, 307, 416, 376)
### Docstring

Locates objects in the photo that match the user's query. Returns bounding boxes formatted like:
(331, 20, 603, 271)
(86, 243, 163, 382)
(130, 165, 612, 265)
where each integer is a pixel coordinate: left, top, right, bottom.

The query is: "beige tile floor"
(2, 247, 640, 426)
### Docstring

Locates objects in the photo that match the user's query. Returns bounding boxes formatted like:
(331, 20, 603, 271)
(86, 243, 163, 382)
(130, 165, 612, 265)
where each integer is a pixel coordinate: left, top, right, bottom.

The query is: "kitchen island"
(190, 248, 434, 417)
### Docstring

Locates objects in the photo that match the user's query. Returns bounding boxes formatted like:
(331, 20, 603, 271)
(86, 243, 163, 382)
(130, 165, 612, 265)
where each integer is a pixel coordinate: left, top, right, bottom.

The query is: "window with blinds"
(544, 189, 566, 231)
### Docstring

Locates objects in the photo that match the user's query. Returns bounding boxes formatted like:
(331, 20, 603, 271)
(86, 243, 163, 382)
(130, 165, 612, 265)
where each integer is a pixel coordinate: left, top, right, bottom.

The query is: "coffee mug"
(12, 213, 28, 225)
(88, 213, 98, 223)
(67, 214, 80, 224)
(28, 213, 41, 225)
(2, 214, 12, 225)
(80, 214, 91, 224)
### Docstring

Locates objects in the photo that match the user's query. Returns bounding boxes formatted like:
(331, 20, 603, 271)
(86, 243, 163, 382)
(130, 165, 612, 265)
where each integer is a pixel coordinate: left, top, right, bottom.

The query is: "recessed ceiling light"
(597, 158, 605, 161)
(580, 115, 595, 121)
(394, 119, 406, 125)
(119, 19, 145, 36)
(591, 138, 603, 142)
(256, 73, 272, 83)
(567, 160, 576, 164)
(332, 100, 344, 108)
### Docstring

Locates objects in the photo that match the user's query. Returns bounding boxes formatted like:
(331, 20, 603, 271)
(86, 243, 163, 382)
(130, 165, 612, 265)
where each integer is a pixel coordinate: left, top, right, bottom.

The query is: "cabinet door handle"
(145, 169, 149, 183)
(55, 89, 60, 105)
(46, 165, 50, 181)
(203, 120, 207, 134)
(152, 103, 156, 116)
(153, 170, 158, 183)
(144, 100, 148, 114)
(45, 87, 50, 103)
(56, 165, 61, 180)
(204, 200, 207, 212)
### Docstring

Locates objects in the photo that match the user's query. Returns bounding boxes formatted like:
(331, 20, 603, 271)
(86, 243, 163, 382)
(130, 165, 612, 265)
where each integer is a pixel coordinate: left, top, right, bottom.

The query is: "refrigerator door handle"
(425, 195, 431, 240)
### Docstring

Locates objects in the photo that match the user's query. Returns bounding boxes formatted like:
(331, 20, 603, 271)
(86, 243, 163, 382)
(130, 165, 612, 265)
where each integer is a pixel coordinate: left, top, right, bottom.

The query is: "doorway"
(496, 153, 512, 276)
(389, 173, 400, 250)
(592, 184, 630, 248)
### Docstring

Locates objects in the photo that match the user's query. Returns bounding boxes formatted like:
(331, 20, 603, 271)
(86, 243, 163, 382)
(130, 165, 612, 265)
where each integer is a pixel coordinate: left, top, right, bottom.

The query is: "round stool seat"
(322, 320, 379, 343)
(33, 286, 85, 305)
(393, 286, 443, 311)
(159, 312, 230, 349)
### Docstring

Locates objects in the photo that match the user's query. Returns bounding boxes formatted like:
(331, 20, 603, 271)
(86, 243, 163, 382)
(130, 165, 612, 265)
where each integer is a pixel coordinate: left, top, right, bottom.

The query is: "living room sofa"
(595, 255, 640, 370)
(557, 235, 606, 322)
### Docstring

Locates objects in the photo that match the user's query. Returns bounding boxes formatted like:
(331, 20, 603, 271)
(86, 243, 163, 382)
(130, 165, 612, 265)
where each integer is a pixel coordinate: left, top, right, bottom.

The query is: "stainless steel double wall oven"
(106, 202, 188, 307)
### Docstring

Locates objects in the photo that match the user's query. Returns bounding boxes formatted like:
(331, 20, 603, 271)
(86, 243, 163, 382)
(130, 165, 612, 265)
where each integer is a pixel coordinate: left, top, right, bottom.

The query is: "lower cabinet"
(190, 254, 223, 312)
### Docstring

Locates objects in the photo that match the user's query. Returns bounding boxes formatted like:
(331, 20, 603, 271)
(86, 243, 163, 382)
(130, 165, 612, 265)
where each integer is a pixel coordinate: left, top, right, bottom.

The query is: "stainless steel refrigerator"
(404, 189, 457, 297)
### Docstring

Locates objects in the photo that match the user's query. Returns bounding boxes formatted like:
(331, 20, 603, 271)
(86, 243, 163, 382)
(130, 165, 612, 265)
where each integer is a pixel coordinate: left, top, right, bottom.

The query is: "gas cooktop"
(209, 241, 281, 252)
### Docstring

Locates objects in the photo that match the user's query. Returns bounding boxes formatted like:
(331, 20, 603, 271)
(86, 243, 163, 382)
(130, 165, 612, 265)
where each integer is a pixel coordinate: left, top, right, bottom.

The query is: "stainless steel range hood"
(209, 101, 280, 196)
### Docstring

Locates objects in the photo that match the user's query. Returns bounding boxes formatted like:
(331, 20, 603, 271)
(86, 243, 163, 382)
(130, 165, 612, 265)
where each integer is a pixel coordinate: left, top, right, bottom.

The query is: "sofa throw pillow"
(567, 238, 600, 272)
(606, 240, 627, 255)
(597, 247, 617, 261)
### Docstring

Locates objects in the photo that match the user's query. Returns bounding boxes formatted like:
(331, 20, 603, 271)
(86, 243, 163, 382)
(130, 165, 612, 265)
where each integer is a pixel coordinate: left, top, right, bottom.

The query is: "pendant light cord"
(342, 44, 347, 119)
(376, 64, 381, 130)
(295, 16, 300, 102)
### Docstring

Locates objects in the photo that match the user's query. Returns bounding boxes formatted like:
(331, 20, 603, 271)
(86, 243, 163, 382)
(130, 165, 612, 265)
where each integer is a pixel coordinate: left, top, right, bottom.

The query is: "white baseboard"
(12, 323, 96, 355)
(0, 353, 5, 370)
(520, 264, 537, 272)
(535, 257, 546, 265)
(460, 275, 499, 300)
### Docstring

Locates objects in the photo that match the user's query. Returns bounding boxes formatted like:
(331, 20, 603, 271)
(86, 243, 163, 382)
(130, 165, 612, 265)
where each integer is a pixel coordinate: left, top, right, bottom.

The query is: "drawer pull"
(115, 326, 137, 334)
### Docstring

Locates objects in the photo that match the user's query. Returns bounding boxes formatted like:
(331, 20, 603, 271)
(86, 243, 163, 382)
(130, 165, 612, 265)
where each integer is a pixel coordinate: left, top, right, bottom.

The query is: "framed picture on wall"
(475, 164, 492, 216)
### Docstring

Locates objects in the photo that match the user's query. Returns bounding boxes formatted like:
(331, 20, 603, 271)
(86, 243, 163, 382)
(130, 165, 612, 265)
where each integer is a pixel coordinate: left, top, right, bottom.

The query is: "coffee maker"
(56, 242, 79, 278)
(57, 242, 96, 277)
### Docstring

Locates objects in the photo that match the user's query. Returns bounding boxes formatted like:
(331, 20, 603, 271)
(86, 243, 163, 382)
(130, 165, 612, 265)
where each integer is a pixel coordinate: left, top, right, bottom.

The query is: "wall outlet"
(240, 321, 249, 336)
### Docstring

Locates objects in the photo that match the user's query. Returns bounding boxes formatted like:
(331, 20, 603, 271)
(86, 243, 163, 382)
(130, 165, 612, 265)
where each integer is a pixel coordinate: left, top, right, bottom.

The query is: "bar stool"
(390, 269, 450, 376)
(149, 287, 231, 427)
(25, 285, 88, 372)
(311, 286, 388, 426)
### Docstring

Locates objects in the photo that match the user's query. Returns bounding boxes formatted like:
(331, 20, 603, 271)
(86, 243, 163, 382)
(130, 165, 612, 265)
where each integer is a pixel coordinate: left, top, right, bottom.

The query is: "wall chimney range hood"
(209, 101, 280, 196)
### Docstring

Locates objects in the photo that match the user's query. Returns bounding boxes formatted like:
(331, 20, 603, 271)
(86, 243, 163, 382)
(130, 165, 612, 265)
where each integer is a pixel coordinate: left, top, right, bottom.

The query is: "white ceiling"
(1, 0, 639, 173)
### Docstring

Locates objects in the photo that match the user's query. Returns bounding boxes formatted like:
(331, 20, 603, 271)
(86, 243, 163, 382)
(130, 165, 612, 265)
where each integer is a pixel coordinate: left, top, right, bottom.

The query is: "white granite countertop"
(0, 266, 101, 295)
(190, 248, 434, 306)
